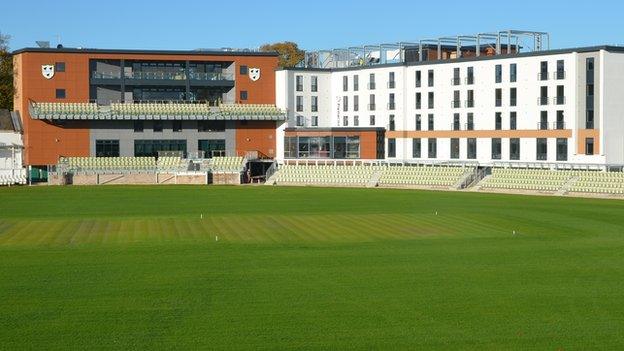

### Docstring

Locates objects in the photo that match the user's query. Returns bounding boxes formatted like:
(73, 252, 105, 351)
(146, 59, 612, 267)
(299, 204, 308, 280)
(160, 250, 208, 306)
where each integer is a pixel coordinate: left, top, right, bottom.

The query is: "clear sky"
(2, 0, 623, 52)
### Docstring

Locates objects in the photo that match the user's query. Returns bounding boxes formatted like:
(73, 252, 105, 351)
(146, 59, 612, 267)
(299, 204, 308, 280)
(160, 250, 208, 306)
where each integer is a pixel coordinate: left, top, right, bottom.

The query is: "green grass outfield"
(1, 185, 623, 350)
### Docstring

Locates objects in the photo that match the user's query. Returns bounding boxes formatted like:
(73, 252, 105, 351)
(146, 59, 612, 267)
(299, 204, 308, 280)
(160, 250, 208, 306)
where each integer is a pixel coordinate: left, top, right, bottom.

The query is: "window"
(172, 120, 182, 132)
(311, 96, 318, 112)
(539, 86, 548, 105)
(467, 138, 477, 159)
(95, 140, 119, 157)
(343, 96, 348, 112)
(428, 138, 437, 158)
(353, 75, 359, 91)
(585, 138, 594, 155)
(198, 139, 226, 158)
(536, 138, 547, 160)
(354, 115, 359, 127)
(510, 112, 517, 130)
(415, 70, 422, 87)
(495, 112, 502, 130)
(239, 90, 248, 101)
(428, 114, 434, 131)
(388, 138, 396, 157)
(369, 73, 376, 89)
(495, 88, 502, 107)
(353, 95, 359, 112)
(556, 85, 565, 105)
(540, 61, 548, 80)
(311, 116, 318, 127)
(556, 138, 568, 161)
(296, 115, 304, 127)
(388, 72, 395, 88)
(556, 111, 564, 129)
(389, 115, 395, 131)
(510, 63, 517, 82)
(450, 138, 460, 159)
(343, 115, 348, 126)
(467, 66, 474, 84)
(415, 114, 421, 131)
(428, 70, 434, 87)
(369, 115, 375, 126)
(510, 138, 520, 160)
(368, 94, 375, 111)
(510, 87, 517, 106)
(452, 67, 460, 85)
(198, 120, 225, 132)
(296, 96, 303, 112)
(240, 65, 248, 75)
(55, 89, 66, 99)
(343, 76, 348, 91)
(495, 64, 502, 83)
(428, 92, 434, 109)
(133, 120, 144, 132)
(134, 140, 187, 157)
(55, 62, 66, 72)
(452, 90, 460, 108)
(153, 121, 163, 132)
(295, 75, 303, 91)
(556, 60, 565, 79)
(587, 57, 595, 71)
(311, 76, 318, 92)
(453, 113, 460, 131)
(540, 111, 548, 130)
(412, 138, 421, 158)
(466, 90, 474, 108)
(388, 93, 395, 110)
(586, 110, 594, 129)
(467, 113, 474, 131)
(415, 92, 422, 109)
(491, 138, 502, 160)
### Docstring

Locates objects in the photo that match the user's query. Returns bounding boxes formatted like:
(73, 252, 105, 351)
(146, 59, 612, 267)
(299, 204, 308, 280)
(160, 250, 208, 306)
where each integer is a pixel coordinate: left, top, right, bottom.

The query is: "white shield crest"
(249, 68, 260, 82)
(42, 64, 55, 79)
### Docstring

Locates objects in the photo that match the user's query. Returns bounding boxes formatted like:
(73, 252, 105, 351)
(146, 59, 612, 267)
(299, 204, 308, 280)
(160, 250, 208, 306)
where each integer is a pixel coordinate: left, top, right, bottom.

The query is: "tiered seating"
(378, 166, 468, 187)
(34, 102, 98, 116)
(62, 157, 157, 172)
(110, 102, 212, 116)
(219, 104, 283, 116)
(157, 156, 183, 170)
(275, 165, 383, 186)
(480, 168, 576, 192)
(0, 174, 27, 186)
(569, 171, 624, 195)
(210, 157, 246, 172)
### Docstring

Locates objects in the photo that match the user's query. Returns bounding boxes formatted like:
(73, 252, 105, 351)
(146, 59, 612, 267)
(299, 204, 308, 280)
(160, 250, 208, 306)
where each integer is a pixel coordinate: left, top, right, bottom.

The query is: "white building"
(0, 110, 26, 182)
(276, 43, 624, 167)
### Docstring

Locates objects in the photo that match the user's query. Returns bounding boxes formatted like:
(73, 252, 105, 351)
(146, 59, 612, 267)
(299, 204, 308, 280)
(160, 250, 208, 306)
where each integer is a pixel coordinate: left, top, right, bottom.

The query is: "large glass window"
(467, 138, 477, 159)
(133, 120, 144, 133)
(556, 138, 568, 161)
(96, 140, 120, 157)
(134, 140, 187, 157)
(510, 138, 520, 160)
(284, 137, 297, 158)
(450, 138, 460, 159)
(428, 138, 437, 158)
(296, 75, 303, 91)
(585, 138, 594, 155)
(412, 138, 421, 158)
(491, 138, 502, 160)
(198, 139, 225, 158)
(387, 138, 396, 158)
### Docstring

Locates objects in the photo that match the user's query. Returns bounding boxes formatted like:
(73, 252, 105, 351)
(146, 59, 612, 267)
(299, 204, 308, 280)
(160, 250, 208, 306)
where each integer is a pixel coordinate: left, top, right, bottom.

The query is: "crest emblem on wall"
(42, 65, 55, 79)
(249, 68, 261, 81)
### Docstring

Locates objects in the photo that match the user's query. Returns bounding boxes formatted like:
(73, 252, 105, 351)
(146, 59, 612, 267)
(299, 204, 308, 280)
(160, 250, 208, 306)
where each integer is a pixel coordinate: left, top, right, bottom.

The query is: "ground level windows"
(95, 140, 120, 157)
(198, 139, 226, 158)
(134, 140, 187, 157)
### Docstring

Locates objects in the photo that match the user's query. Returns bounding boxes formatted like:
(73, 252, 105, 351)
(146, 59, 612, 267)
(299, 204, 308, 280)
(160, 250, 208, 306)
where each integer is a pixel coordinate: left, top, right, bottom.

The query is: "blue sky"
(2, 0, 623, 51)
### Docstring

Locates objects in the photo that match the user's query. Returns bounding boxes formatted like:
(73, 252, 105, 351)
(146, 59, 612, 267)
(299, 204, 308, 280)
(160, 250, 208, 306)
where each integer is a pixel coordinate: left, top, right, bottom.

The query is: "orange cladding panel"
(235, 121, 277, 157)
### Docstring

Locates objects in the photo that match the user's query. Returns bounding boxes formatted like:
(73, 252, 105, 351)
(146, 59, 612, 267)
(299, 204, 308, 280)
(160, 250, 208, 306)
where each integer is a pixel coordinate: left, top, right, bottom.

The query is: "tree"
(0, 32, 12, 110)
(259, 41, 304, 68)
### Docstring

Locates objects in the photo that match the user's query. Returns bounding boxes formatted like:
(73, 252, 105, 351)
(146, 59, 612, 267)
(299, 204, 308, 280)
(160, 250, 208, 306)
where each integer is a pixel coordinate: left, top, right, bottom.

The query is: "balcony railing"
(554, 96, 566, 105)
(368, 83, 376, 90)
(465, 100, 474, 108)
(296, 85, 303, 91)
(368, 103, 376, 111)
(538, 96, 549, 105)
(451, 123, 461, 131)
(554, 121, 565, 130)
(586, 120, 595, 129)
(415, 102, 422, 109)
(554, 71, 566, 80)
(388, 81, 396, 89)
(451, 100, 461, 108)
(387, 102, 396, 110)
(92, 71, 122, 79)
(92, 71, 235, 81)
(495, 99, 502, 107)
(465, 76, 474, 85)
(451, 78, 461, 86)
(538, 121, 549, 130)
(296, 105, 303, 112)
(538, 72, 549, 81)
(465, 123, 474, 131)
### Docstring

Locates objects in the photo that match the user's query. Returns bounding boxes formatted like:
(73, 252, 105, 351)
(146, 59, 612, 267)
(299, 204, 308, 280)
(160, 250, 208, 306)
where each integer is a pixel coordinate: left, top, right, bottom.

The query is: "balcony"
(368, 103, 376, 111)
(296, 105, 304, 112)
(368, 82, 376, 90)
(538, 72, 549, 81)
(537, 121, 549, 130)
(451, 100, 461, 108)
(554, 121, 566, 130)
(510, 98, 517, 107)
(465, 76, 474, 85)
(554, 71, 566, 80)
(586, 120, 594, 129)
(465, 100, 474, 108)
(538, 97, 549, 106)
(387, 102, 396, 110)
(451, 78, 461, 86)
(296, 84, 303, 91)
(451, 122, 461, 131)
(465, 123, 474, 131)
(554, 96, 566, 105)
(388, 81, 396, 89)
